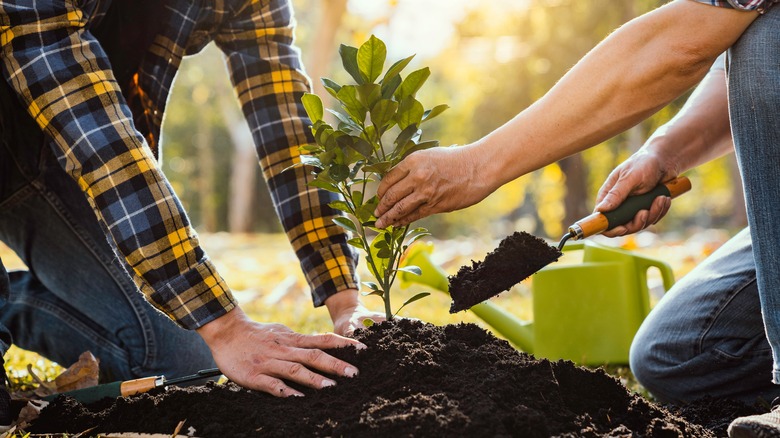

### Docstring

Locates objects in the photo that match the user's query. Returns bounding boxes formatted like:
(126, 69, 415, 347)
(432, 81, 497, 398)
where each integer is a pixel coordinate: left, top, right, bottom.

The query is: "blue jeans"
(0, 81, 214, 382)
(630, 7, 780, 404)
(630, 229, 779, 404)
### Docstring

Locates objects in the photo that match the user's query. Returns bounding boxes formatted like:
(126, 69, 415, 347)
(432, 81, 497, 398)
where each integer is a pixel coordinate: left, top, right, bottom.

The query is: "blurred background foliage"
(163, 0, 746, 244)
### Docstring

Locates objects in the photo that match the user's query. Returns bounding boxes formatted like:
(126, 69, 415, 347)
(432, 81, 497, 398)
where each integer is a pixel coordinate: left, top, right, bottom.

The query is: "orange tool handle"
(571, 176, 691, 239)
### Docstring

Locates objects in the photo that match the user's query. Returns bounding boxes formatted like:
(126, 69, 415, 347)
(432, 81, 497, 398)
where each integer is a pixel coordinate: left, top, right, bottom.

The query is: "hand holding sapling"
(293, 35, 448, 320)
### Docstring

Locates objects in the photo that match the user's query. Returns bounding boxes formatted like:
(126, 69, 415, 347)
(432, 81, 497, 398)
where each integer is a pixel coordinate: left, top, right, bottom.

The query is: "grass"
(0, 229, 727, 434)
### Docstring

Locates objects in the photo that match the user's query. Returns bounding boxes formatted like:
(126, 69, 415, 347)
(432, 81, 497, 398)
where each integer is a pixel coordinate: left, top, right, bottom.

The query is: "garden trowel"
(448, 176, 691, 312)
(42, 368, 222, 404)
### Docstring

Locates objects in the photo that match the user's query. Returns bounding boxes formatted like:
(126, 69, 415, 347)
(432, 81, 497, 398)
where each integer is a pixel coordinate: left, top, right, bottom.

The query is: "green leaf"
(299, 143, 322, 153)
(422, 104, 449, 123)
(395, 67, 430, 100)
(370, 99, 398, 132)
(336, 86, 367, 123)
(376, 247, 392, 258)
(328, 200, 351, 213)
(357, 84, 382, 111)
(339, 44, 364, 84)
(380, 74, 402, 100)
(321, 77, 342, 99)
(362, 318, 375, 328)
(352, 190, 364, 207)
(361, 281, 381, 291)
(398, 139, 438, 161)
(394, 97, 425, 130)
(308, 178, 340, 194)
(329, 163, 350, 181)
(405, 232, 431, 247)
(362, 161, 393, 175)
(355, 203, 375, 224)
(396, 265, 422, 276)
(327, 109, 360, 132)
(347, 237, 365, 248)
(302, 93, 324, 122)
(394, 124, 420, 148)
(394, 292, 431, 317)
(381, 55, 415, 84)
(332, 216, 357, 233)
(349, 137, 374, 158)
(357, 35, 387, 83)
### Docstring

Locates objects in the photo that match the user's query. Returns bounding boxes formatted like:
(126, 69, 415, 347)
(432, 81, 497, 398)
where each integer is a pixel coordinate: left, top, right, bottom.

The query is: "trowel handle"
(569, 176, 691, 240)
(42, 376, 161, 405)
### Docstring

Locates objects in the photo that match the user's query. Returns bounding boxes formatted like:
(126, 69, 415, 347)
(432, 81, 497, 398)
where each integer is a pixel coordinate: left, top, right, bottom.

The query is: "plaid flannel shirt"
(0, 0, 358, 329)
(693, 0, 778, 12)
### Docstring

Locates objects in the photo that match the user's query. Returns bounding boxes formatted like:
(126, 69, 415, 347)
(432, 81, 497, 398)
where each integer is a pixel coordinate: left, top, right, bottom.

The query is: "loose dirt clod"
(27, 320, 746, 437)
(449, 231, 562, 313)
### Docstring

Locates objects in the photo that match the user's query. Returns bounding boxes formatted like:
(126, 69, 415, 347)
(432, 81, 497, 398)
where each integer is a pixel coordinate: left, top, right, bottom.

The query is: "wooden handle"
(665, 176, 692, 198)
(120, 376, 160, 397)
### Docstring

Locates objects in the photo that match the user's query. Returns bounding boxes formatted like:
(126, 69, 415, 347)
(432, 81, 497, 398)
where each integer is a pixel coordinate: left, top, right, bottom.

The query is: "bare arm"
(595, 57, 734, 237)
(375, 0, 757, 228)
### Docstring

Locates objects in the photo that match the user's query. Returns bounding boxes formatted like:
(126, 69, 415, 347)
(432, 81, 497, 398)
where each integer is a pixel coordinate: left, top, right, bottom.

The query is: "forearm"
(215, 0, 359, 305)
(641, 61, 733, 175)
(477, 0, 756, 189)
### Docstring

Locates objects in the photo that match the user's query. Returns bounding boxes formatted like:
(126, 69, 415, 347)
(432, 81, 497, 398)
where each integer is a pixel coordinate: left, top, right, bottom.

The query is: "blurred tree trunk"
(305, 0, 347, 99)
(196, 108, 218, 232)
(559, 154, 590, 229)
(219, 94, 257, 233)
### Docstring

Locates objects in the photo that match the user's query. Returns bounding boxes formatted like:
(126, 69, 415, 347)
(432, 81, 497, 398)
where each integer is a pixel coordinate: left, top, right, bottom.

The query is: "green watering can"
(400, 240, 675, 365)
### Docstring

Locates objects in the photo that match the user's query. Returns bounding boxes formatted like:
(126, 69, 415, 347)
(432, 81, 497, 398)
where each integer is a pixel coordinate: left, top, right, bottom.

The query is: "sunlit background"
(163, 0, 745, 242)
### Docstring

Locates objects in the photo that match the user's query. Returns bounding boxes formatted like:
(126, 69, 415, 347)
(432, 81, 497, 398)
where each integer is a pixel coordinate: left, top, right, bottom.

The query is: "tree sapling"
(294, 35, 448, 320)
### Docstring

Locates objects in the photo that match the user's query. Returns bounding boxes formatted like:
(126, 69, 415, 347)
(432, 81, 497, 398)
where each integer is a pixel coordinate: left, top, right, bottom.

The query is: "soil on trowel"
(449, 231, 562, 313)
(27, 319, 747, 437)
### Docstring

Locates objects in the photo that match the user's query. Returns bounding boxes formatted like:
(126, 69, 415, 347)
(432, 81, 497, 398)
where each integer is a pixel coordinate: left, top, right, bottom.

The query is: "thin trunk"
(196, 110, 218, 232)
(219, 94, 257, 233)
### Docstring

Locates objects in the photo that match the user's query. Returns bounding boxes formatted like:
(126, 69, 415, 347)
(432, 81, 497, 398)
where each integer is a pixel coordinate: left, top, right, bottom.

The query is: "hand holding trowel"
(448, 176, 691, 312)
(42, 368, 222, 404)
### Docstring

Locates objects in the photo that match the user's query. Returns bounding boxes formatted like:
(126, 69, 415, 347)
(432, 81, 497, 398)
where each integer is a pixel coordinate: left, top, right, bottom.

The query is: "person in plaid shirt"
(0, 0, 382, 420)
(372, 0, 779, 436)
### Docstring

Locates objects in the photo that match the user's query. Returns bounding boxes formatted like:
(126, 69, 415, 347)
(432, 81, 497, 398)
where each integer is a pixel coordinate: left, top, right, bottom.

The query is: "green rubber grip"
(602, 184, 671, 231)
(42, 381, 122, 404)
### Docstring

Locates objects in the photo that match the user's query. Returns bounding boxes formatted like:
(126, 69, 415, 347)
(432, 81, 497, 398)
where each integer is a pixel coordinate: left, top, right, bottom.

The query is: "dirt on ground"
(26, 319, 761, 437)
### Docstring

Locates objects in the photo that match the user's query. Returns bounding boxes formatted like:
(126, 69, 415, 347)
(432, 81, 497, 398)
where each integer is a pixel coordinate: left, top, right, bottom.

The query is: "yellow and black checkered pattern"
(0, 0, 358, 329)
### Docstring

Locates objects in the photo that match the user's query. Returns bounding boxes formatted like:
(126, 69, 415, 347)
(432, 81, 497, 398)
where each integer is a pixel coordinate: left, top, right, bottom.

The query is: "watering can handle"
(633, 254, 675, 317)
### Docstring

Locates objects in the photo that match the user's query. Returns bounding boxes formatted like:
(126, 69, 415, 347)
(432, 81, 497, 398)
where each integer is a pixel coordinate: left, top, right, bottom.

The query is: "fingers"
(375, 163, 412, 219)
(601, 196, 671, 238)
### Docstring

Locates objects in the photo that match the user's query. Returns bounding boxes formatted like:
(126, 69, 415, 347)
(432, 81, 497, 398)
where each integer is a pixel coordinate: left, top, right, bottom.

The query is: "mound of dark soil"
(449, 231, 562, 312)
(28, 320, 750, 437)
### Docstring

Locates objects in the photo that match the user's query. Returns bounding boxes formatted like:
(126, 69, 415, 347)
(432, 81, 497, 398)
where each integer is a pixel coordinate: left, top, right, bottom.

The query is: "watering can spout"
(400, 243, 535, 353)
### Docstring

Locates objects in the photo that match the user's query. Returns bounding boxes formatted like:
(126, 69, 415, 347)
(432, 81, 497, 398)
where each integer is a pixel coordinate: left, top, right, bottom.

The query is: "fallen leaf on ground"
(54, 351, 99, 392)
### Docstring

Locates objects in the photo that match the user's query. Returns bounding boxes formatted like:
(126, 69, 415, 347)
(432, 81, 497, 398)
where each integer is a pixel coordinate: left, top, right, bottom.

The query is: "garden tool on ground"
(42, 368, 222, 404)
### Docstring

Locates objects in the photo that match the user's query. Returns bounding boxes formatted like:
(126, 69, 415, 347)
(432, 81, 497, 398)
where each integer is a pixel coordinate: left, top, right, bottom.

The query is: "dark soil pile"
(28, 319, 750, 437)
(449, 231, 562, 312)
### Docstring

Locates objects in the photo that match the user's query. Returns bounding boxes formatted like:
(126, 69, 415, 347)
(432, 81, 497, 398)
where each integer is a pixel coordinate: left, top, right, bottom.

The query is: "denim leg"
(0, 175, 216, 382)
(0, 74, 214, 381)
(630, 229, 778, 404)
(727, 7, 780, 387)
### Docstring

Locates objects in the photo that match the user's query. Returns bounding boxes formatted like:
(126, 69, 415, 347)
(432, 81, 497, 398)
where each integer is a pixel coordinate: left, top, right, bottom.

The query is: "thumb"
(596, 188, 627, 213)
